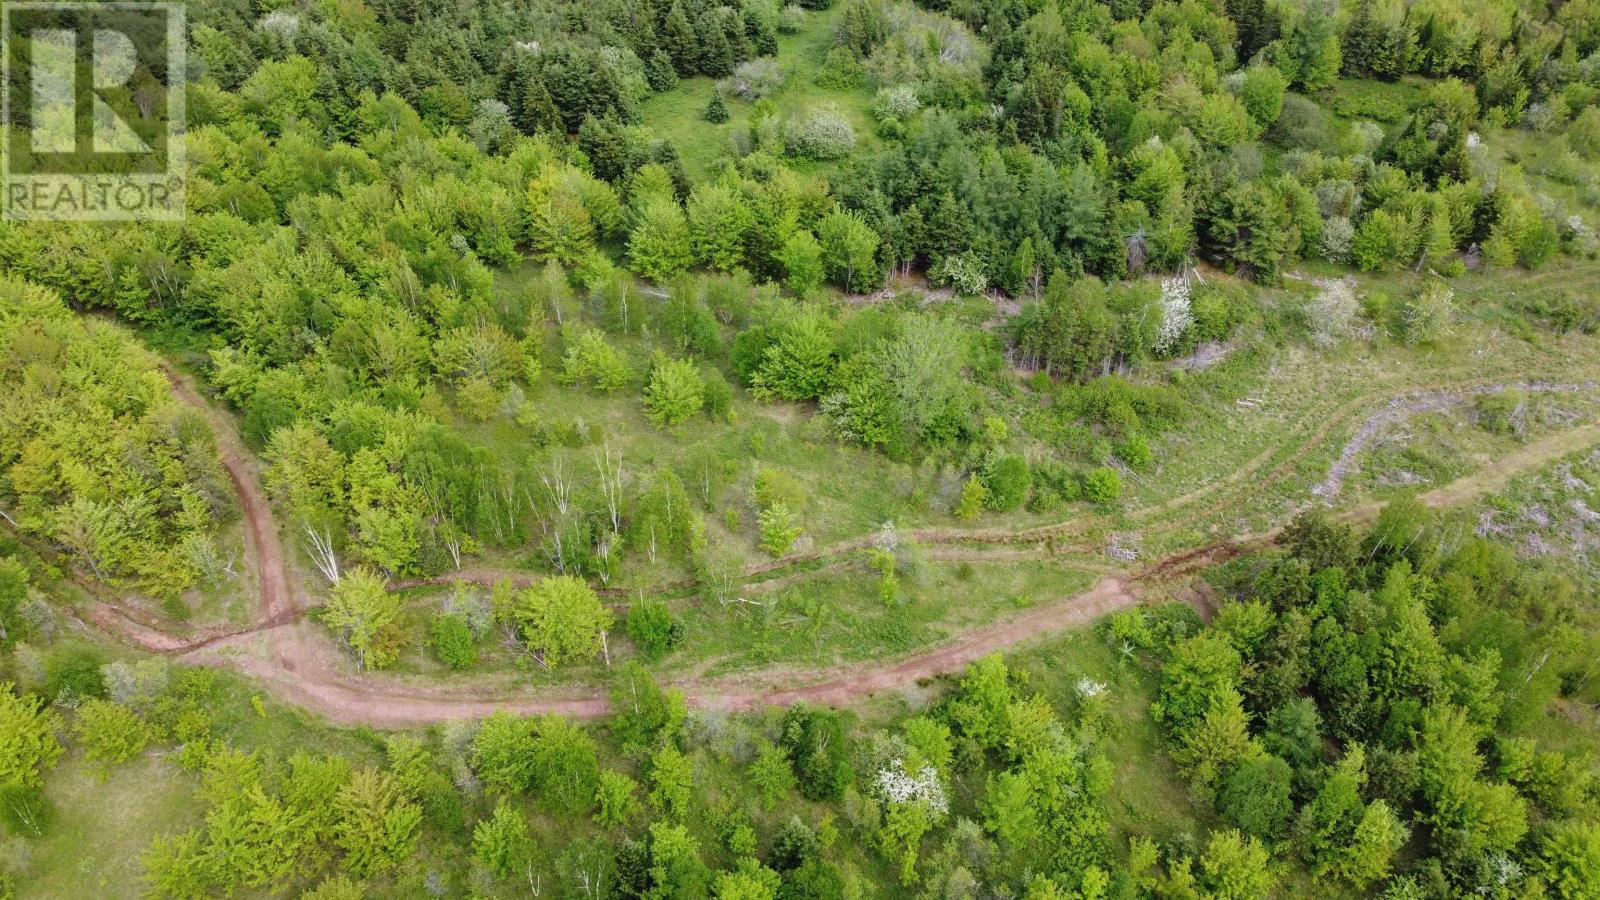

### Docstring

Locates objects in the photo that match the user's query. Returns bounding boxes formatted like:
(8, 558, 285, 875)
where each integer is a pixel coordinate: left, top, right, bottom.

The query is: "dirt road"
(186, 577, 1136, 728)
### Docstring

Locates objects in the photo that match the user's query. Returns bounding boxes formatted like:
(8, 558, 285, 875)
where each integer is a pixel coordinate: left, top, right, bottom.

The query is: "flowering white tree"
(874, 757, 949, 814)
(1154, 276, 1193, 356)
(1307, 278, 1359, 348)
(930, 252, 988, 296)
(873, 756, 950, 884)
(1321, 216, 1355, 263)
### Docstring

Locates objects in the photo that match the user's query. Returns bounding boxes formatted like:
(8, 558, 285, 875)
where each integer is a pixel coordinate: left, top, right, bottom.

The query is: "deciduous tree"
(502, 576, 614, 668)
(321, 567, 405, 669)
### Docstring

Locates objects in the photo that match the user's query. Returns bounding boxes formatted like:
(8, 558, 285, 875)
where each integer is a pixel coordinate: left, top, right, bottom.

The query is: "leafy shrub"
(1190, 285, 1250, 343)
(45, 648, 106, 703)
(643, 356, 706, 427)
(1567, 105, 1600, 158)
(1352, 210, 1400, 271)
(770, 815, 817, 869)
(750, 311, 838, 400)
(1028, 459, 1082, 511)
(816, 210, 881, 291)
(779, 231, 825, 294)
(872, 85, 920, 121)
(626, 599, 684, 661)
(1080, 467, 1123, 504)
(73, 699, 154, 770)
(609, 663, 685, 751)
(780, 705, 854, 801)
(702, 371, 734, 422)
(930, 252, 988, 296)
(1117, 435, 1153, 469)
(752, 466, 806, 511)
(778, 4, 807, 33)
(955, 474, 987, 519)
(724, 59, 785, 100)
(704, 92, 729, 123)
(432, 614, 477, 670)
(1399, 283, 1454, 345)
(784, 105, 856, 160)
(1274, 94, 1332, 151)
(560, 325, 633, 391)
(1320, 216, 1354, 263)
(730, 326, 774, 385)
(758, 503, 802, 556)
(0, 782, 52, 837)
(1474, 390, 1527, 436)
(1057, 376, 1188, 438)
(813, 47, 863, 89)
(1237, 65, 1287, 127)
(627, 197, 693, 281)
(1306, 279, 1360, 348)
(101, 659, 169, 708)
(1220, 755, 1294, 840)
(981, 454, 1031, 511)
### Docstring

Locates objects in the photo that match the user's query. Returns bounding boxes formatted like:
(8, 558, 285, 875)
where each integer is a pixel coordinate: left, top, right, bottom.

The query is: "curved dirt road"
(76, 372, 1600, 728)
(165, 368, 302, 624)
(194, 577, 1136, 728)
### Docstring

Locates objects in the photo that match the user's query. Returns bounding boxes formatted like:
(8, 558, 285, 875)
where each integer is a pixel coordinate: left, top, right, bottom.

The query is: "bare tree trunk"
(541, 461, 572, 515)
(595, 445, 624, 533)
(304, 524, 341, 583)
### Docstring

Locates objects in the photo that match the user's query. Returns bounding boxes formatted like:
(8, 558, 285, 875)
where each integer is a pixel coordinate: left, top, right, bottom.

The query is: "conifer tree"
(662, 2, 698, 75)
(705, 90, 729, 124)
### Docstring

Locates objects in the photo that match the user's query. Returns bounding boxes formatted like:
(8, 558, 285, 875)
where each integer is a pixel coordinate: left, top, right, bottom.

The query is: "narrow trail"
(72, 370, 1600, 727)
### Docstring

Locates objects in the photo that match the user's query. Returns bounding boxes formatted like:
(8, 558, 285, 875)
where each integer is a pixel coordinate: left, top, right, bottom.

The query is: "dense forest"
(3, 0, 1600, 894)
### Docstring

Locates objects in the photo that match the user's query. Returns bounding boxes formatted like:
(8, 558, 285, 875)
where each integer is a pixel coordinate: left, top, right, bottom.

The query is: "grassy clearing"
(1319, 76, 1427, 125)
(15, 753, 200, 900)
(1133, 317, 1600, 557)
(385, 556, 1098, 683)
(637, 5, 877, 181)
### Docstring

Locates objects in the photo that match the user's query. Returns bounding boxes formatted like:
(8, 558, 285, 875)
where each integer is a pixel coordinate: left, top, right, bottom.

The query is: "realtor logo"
(2, 2, 185, 221)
